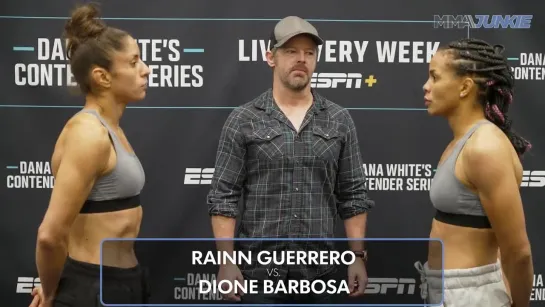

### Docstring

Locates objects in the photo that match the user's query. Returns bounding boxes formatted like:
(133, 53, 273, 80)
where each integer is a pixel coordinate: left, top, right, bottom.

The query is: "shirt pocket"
(311, 125, 342, 164)
(247, 125, 284, 161)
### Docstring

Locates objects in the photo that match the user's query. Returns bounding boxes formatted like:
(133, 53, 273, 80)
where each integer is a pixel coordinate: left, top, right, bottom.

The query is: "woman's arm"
(464, 130, 533, 307)
(36, 117, 110, 301)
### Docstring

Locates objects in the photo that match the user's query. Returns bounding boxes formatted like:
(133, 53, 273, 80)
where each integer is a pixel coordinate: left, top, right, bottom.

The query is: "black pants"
(53, 257, 150, 307)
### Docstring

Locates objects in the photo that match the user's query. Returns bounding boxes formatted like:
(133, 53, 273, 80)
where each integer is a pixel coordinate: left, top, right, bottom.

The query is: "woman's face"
(423, 51, 466, 116)
(108, 36, 150, 103)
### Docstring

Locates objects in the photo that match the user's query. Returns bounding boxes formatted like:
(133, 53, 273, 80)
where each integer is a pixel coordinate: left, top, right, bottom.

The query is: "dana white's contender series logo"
(363, 163, 435, 192)
(13, 38, 204, 88)
(5, 161, 54, 189)
(531, 274, 544, 301)
(509, 53, 545, 81)
(174, 273, 222, 301)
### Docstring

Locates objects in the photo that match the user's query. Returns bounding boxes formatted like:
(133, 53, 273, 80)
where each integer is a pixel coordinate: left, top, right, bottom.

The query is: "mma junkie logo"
(433, 15, 533, 29)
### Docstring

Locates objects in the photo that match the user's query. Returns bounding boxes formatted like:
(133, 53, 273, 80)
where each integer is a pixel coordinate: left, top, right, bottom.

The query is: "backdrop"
(1, 0, 544, 305)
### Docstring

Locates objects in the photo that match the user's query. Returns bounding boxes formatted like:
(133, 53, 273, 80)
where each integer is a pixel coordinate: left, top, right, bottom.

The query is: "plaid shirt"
(207, 88, 375, 280)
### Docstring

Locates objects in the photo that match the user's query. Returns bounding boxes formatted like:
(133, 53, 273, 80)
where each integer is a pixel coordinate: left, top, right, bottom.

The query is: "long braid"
(440, 38, 531, 157)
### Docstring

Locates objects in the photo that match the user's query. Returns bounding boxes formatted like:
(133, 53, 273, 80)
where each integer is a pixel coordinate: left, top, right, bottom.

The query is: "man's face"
(268, 35, 318, 92)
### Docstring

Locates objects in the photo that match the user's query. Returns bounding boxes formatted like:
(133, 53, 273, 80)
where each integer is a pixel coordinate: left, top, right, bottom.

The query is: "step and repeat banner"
(1, 0, 544, 305)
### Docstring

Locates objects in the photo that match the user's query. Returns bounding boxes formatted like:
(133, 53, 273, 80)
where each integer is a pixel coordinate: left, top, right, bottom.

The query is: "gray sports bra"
(78, 109, 145, 213)
(430, 120, 491, 228)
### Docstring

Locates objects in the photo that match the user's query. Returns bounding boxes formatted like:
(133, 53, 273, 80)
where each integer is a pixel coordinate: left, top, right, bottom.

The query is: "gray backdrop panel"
(2, 0, 544, 305)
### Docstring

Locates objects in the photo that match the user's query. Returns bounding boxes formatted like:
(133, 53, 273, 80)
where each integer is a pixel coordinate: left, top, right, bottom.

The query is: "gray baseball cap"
(270, 16, 323, 49)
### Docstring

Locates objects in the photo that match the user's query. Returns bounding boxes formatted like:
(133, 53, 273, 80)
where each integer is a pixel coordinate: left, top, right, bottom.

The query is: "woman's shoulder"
(462, 123, 521, 179)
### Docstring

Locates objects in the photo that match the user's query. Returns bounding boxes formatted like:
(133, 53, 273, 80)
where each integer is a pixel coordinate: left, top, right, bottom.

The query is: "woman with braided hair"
(415, 38, 534, 307)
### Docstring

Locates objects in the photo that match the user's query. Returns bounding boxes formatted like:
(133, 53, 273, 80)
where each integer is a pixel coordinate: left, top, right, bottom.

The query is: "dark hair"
(439, 38, 531, 157)
(63, 3, 130, 94)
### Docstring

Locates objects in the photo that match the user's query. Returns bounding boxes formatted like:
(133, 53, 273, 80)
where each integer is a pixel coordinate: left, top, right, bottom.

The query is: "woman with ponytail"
(415, 38, 534, 307)
(31, 3, 150, 307)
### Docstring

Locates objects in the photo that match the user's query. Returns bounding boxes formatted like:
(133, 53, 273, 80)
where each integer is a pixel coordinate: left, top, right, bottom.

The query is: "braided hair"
(439, 38, 531, 157)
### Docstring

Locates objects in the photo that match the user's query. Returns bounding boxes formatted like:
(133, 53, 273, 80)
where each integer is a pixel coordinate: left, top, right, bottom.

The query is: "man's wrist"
(351, 250, 368, 262)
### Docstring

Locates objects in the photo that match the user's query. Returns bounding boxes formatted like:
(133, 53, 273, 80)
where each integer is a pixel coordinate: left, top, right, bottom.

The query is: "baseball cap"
(269, 16, 324, 49)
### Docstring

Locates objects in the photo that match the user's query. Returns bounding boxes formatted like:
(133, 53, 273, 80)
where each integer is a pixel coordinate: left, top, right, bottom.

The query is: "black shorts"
(53, 257, 150, 307)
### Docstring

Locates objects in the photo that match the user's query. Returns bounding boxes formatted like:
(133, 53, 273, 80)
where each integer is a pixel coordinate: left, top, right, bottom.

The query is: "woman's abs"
(428, 219, 499, 270)
(68, 207, 143, 268)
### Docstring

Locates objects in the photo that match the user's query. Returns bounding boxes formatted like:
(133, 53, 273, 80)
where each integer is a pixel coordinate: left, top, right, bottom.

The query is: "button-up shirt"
(207, 88, 375, 280)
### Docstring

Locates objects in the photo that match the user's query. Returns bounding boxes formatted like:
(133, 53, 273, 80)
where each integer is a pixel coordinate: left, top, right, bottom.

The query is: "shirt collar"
(254, 88, 328, 115)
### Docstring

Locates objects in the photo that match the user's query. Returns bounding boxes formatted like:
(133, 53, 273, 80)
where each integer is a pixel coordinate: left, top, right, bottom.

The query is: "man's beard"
(280, 71, 310, 91)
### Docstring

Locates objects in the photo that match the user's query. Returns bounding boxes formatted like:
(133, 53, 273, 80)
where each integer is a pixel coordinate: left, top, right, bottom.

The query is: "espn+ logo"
(16, 277, 40, 294)
(310, 72, 376, 89)
(522, 170, 545, 188)
(184, 168, 545, 188)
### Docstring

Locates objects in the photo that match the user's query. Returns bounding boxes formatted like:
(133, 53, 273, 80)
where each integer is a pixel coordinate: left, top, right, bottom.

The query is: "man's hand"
(347, 258, 368, 297)
(29, 287, 53, 307)
(217, 263, 245, 301)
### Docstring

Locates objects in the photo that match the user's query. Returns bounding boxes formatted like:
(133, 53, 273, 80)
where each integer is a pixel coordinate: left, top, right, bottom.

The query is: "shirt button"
(266, 135, 270, 139)
(295, 187, 299, 191)
(293, 214, 298, 218)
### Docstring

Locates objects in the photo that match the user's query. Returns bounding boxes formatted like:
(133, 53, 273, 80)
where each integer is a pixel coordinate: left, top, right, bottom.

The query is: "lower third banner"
(100, 238, 442, 306)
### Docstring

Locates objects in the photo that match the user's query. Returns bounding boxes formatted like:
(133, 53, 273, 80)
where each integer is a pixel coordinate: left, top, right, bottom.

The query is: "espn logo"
(311, 73, 363, 89)
(16, 277, 40, 294)
(365, 277, 416, 295)
(184, 168, 214, 185)
(522, 170, 545, 188)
